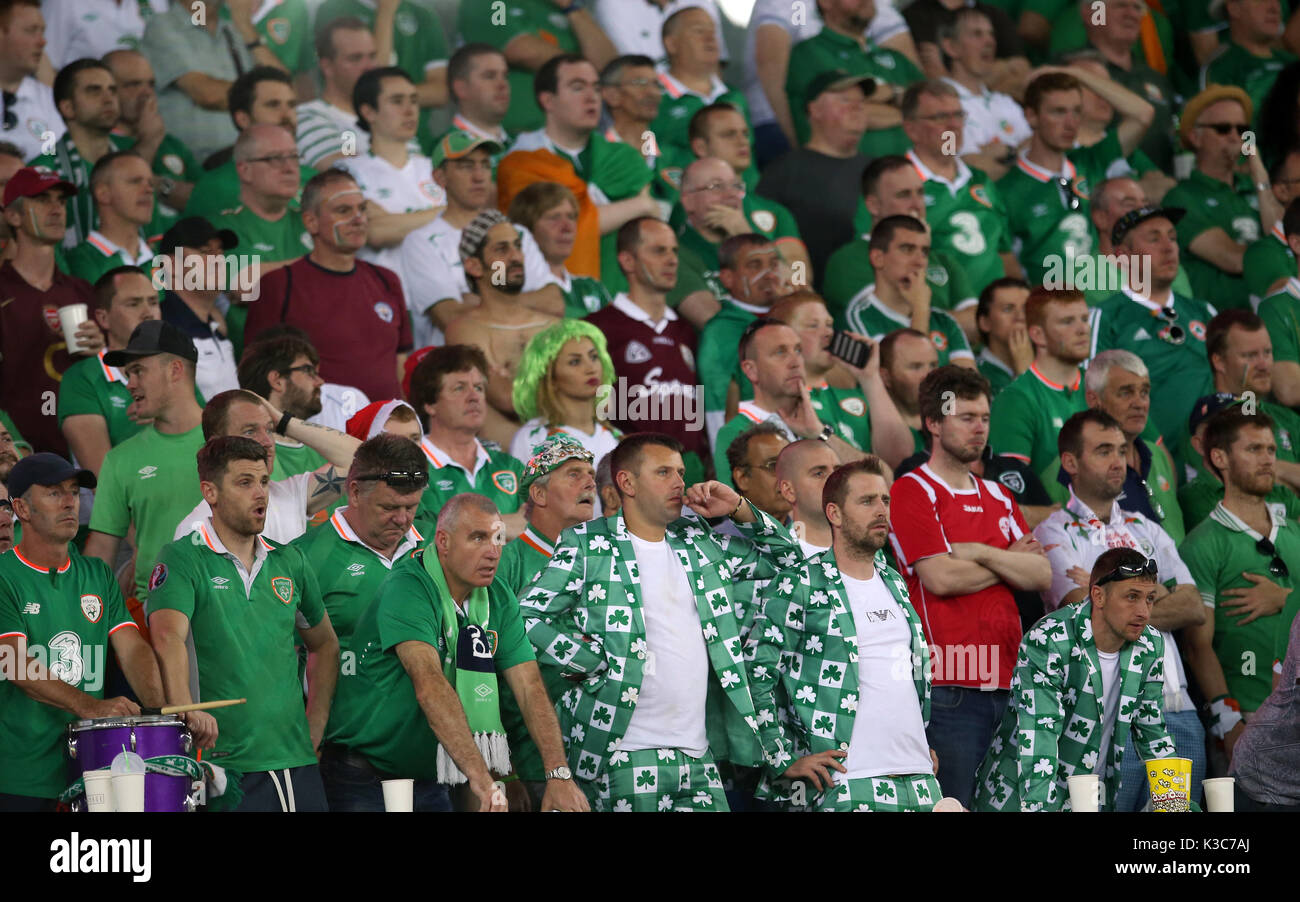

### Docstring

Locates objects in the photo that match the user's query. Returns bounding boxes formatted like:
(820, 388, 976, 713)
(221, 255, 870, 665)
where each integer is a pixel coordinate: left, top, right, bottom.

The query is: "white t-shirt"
(398, 215, 558, 351)
(837, 571, 933, 782)
(594, 0, 726, 62)
(174, 472, 312, 544)
(619, 533, 710, 756)
(509, 419, 620, 465)
(41, 0, 168, 69)
(944, 78, 1032, 155)
(192, 331, 240, 404)
(308, 383, 371, 434)
(1095, 649, 1123, 774)
(798, 537, 829, 559)
(1, 75, 64, 162)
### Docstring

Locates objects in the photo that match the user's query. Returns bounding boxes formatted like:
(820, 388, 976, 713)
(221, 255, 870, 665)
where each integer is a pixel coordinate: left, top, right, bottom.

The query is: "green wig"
(511, 319, 616, 422)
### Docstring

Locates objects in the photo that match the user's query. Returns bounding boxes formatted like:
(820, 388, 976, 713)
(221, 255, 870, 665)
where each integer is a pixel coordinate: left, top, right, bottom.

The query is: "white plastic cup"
(58, 303, 89, 353)
(1203, 777, 1235, 812)
(1068, 774, 1101, 812)
(381, 778, 414, 812)
(111, 772, 145, 812)
(83, 770, 115, 812)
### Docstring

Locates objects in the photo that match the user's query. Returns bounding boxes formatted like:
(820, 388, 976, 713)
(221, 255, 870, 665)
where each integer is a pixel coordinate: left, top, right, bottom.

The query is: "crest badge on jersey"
(1189, 320, 1207, 341)
(271, 577, 295, 605)
(930, 330, 949, 351)
(751, 210, 776, 233)
(80, 594, 103, 623)
(148, 562, 168, 592)
(492, 471, 518, 495)
(43, 304, 62, 334)
(267, 18, 290, 44)
(998, 471, 1025, 494)
(840, 397, 865, 417)
(374, 301, 395, 323)
(969, 185, 993, 209)
(625, 340, 652, 365)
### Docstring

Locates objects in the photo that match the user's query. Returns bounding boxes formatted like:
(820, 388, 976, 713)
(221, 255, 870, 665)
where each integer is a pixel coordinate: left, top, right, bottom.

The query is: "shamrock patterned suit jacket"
(519, 502, 796, 783)
(745, 548, 931, 806)
(973, 601, 1176, 811)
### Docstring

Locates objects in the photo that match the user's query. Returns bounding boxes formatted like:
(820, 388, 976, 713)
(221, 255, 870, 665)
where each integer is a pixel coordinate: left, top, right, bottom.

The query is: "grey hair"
(595, 451, 614, 494)
(435, 492, 500, 535)
(1090, 176, 1140, 215)
(1085, 349, 1149, 395)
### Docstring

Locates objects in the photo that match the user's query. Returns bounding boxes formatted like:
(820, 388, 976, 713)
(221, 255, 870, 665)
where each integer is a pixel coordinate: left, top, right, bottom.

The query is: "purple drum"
(68, 715, 195, 812)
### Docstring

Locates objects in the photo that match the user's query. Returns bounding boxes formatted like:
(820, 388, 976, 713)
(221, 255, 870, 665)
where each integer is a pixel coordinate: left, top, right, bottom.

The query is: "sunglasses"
(1056, 177, 1081, 211)
(1, 91, 15, 130)
(355, 471, 429, 491)
(1156, 306, 1185, 345)
(1095, 556, 1159, 587)
(1199, 122, 1247, 136)
(1255, 536, 1290, 579)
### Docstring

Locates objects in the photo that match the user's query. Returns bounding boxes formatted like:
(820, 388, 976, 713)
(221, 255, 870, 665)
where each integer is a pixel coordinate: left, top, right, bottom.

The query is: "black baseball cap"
(1111, 205, 1185, 247)
(104, 320, 199, 367)
(805, 69, 877, 109)
(1188, 392, 1241, 434)
(7, 452, 96, 498)
(159, 216, 238, 255)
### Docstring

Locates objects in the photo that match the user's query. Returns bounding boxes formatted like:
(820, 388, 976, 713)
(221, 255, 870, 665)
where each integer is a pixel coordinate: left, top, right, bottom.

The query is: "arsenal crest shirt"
(147, 521, 326, 773)
(0, 549, 136, 798)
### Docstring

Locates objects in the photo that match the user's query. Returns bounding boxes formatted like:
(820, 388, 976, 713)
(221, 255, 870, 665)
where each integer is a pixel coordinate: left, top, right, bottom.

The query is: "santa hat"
(346, 399, 418, 441)
(402, 345, 435, 401)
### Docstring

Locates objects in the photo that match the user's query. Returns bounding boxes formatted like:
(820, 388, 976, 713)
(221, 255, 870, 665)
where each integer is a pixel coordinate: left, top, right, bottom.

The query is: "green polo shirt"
(1259, 278, 1300, 364)
(990, 364, 1088, 504)
(57, 351, 144, 447)
(648, 72, 752, 167)
(914, 158, 1013, 293)
(1180, 503, 1300, 711)
(325, 549, 535, 778)
(810, 383, 873, 451)
(234, 0, 315, 73)
(1201, 40, 1296, 129)
(1078, 254, 1195, 308)
(415, 438, 525, 535)
(29, 132, 136, 246)
(1143, 433, 1185, 544)
(1090, 291, 1217, 473)
(457, 0, 575, 134)
(1161, 169, 1261, 311)
(997, 132, 1124, 287)
(147, 523, 325, 773)
(1178, 470, 1300, 534)
(786, 28, 922, 158)
(822, 243, 975, 329)
(63, 234, 156, 287)
(210, 203, 313, 353)
(843, 285, 974, 366)
(270, 439, 328, 481)
(560, 272, 613, 319)
(89, 423, 207, 600)
(977, 348, 1017, 399)
(714, 403, 795, 489)
(697, 295, 766, 417)
(0, 549, 135, 798)
(1243, 230, 1294, 307)
(185, 161, 317, 221)
(1104, 57, 1177, 172)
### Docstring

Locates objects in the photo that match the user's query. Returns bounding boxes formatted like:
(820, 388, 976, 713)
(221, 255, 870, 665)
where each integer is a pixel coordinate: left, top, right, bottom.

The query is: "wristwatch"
(817, 424, 834, 442)
(544, 765, 573, 781)
(246, 36, 266, 50)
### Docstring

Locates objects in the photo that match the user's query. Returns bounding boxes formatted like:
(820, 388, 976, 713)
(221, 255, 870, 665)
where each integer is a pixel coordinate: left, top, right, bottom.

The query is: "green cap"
(430, 130, 503, 168)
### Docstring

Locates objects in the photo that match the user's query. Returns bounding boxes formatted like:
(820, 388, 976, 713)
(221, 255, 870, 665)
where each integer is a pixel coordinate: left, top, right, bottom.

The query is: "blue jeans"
(926, 686, 1010, 808)
(319, 747, 451, 812)
(1115, 708, 1207, 811)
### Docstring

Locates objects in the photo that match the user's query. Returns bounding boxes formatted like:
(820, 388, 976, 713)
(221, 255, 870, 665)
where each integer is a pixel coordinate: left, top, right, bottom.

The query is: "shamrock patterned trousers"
(586, 747, 729, 811)
(818, 774, 942, 812)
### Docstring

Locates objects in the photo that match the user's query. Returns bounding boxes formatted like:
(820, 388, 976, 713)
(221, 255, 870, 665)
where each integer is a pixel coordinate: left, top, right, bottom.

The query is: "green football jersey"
(58, 351, 145, 447)
(560, 272, 613, 319)
(63, 232, 156, 287)
(1144, 435, 1186, 544)
(909, 153, 1012, 293)
(415, 438, 524, 535)
(184, 160, 317, 221)
(997, 133, 1124, 287)
(209, 203, 312, 263)
(822, 242, 976, 329)
(1178, 470, 1300, 534)
(1090, 290, 1216, 473)
(325, 549, 535, 778)
(1259, 278, 1300, 364)
(244, 0, 315, 73)
(714, 402, 795, 488)
(697, 296, 766, 418)
(1201, 40, 1296, 129)
(29, 132, 136, 246)
(457, 0, 574, 133)
(1179, 503, 1300, 710)
(270, 439, 328, 481)
(648, 72, 751, 166)
(976, 348, 1017, 398)
(843, 285, 974, 366)
(147, 523, 325, 772)
(989, 364, 1088, 504)
(1161, 169, 1261, 311)
(0, 549, 135, 798)
(810, 382, 872, 451)
(1243, 226, 1294, 307)
(89, 424, 207, 600)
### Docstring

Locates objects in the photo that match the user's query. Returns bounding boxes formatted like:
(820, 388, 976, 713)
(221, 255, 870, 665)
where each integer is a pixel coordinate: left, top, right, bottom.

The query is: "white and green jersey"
(559, 270, 613, 318)
(0, 548, 137, 799)
(147, 519, 326, 773)
(989, 363, 1088, 505)
(844, 284, 973, 366)
(1180, 502, 1300, 711)
(907, 150, 1012, 293)
(415, 436, 524, 535)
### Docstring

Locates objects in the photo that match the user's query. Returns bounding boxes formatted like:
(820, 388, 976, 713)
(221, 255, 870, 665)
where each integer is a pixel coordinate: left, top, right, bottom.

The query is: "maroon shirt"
(586, 295, 705, 457)
(0, 261, 94, 456)
(244, 258, 413, 400)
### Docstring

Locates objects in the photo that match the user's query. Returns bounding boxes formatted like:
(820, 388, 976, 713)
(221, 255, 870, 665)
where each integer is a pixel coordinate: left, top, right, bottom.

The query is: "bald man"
(777, 439, 841, 558)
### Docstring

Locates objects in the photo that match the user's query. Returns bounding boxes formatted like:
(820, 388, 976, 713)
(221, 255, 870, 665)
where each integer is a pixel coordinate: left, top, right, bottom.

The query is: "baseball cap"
(7, 452, 96, 499)
(1110, 205, 1186, 247)
(1188, 392, 1241, 434)
(3, 166, 76, 208)
(430, 129, 502, 169)
(458, 208, 512, 261)
(520, 434, 594, 492)
(103, 320, 199, 367)
(804, 69, 876, 109)
(158, 216, 239, 255)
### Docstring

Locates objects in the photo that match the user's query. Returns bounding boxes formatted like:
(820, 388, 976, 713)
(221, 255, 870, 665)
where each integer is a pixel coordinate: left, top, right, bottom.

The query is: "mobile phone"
(829, 330, 872, 369)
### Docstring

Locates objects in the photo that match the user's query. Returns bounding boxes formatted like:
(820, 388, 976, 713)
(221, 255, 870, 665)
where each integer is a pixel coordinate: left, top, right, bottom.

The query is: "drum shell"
(68, 716, 192, 812)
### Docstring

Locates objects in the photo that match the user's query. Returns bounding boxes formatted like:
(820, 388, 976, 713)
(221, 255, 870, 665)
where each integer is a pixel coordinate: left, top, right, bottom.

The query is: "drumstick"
(141, 698, 248, 715)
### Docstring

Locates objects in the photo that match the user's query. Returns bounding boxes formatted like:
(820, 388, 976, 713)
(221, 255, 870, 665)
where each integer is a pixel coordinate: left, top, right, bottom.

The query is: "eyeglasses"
(745, 460, 778, 473)
(355, 471, 429, 491)
(1057, 177, 1081, 211)
(1, 91, 15, 130)
(1255, 536, 1290, 579)
(1155, 305, 1186, 345)
(686, 179, 745, 195)
(608, 77, 661, 91)
(1198, 122, 1247, 136)
(286, 363, 319, 379)
(1095, 556, 1159, 587)
(246, 153, 299, 167)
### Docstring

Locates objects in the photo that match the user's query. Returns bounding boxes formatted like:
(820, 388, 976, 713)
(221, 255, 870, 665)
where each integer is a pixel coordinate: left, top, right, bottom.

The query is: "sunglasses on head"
(1156, 305, 1185, 345)
(1056, 177, 1081, 211)
(1255, 536, 1290, 579)
(1095, 556, 1159, 587)
(1, 91, 16, 130)
(355, 471, 429, 491)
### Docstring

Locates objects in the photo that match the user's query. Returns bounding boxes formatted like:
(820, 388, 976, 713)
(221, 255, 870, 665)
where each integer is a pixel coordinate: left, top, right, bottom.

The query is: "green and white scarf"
(423, 549, 511, 784)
